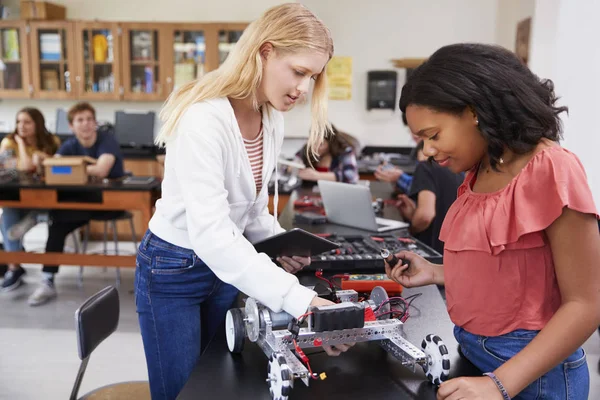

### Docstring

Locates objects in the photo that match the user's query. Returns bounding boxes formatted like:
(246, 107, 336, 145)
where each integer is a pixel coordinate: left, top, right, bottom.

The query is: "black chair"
(78, 171, 138, 288)
(78, 211, 137, 288)
(70, 286, 150, 400)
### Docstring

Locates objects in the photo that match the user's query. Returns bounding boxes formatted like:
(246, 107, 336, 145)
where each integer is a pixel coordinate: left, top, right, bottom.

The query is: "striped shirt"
(243, 130, 264, 194)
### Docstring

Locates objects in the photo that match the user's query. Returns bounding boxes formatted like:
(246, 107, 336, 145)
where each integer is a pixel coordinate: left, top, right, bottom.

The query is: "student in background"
(374, 113, 421, 192)
(0, 108, 60, 292)
(296, 124, 359, 184)
(28, 102, 125, 306)
(394, 140, 463, 253)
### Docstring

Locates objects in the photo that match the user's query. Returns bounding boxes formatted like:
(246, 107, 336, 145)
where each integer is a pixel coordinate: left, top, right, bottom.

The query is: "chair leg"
(69, 356, 90, 400)
(103, 221, 108, 273)
(79, 224, 90, 288)
(111, 220, 121, 288)
(129, 216, 138, 254)
(70, 230, 82, 288)
(71, 229, 81, 254)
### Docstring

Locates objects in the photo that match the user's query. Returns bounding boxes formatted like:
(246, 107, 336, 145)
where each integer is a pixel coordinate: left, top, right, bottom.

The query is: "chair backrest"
(75, 285, 120, 360)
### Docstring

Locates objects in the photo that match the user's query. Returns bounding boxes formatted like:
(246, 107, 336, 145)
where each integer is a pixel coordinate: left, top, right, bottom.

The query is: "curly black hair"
(399, 43, 568, 170)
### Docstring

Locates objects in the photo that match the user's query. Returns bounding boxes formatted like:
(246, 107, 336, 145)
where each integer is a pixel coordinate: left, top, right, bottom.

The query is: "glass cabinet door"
(218, 28, 244, 66)
(171, 28, 206, 92)
(122, 24, 165, 101)
(75, 23, 121, 100)
(0, 22, 31, 98)
(30, 22, 77, 99)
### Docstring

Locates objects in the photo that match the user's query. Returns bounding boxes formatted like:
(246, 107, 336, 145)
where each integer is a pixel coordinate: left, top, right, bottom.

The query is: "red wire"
(293, 339, 318, 380)
(297, 311, 313, 322)
(315, 274, 335, 289)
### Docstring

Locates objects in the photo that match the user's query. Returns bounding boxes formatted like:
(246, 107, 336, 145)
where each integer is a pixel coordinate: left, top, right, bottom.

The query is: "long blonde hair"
(156, 3, 334, 156)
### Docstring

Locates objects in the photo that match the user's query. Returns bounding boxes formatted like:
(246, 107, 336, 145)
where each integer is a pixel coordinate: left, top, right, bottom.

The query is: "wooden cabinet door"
(121, 23, 168, 101)
(210, 23, 247, 71)
(29, 21, 78, 100)
(74, 21, 122, 101)
(162, 23, 218, 96)
(0, 21, 32, 99)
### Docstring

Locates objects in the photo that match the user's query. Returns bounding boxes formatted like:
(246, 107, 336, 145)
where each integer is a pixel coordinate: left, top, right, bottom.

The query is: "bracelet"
(483, 372, 511, 400)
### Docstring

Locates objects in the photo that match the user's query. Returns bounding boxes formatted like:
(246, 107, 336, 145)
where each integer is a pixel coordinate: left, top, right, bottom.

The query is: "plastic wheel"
(267, 353, 292, 400)
(421, 334, 451, 385)
(225, 308, 245, 354)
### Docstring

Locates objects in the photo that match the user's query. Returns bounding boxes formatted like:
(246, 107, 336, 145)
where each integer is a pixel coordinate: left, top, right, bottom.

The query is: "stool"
(79, 212, 137, 288)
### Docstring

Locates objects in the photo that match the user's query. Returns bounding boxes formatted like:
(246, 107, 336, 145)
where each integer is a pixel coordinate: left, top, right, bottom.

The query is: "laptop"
(317, 180, 409, 232)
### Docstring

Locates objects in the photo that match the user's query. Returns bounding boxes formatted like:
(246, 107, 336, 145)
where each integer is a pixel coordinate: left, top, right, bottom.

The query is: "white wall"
(292, 0, 498, 146)
(495, 0, 535, 51)
(0, 0, 498, 147)
(528, 0, 600, 207)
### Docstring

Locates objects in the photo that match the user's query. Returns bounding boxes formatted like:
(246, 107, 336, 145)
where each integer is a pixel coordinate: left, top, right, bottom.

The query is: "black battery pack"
(310, 303, 365, 332)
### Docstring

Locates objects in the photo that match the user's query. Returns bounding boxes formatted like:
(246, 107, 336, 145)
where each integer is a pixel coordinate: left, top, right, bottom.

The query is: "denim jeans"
(135, 230, 239, 400)
(0, 208, 25, 252)
(454, 326, 589, 400)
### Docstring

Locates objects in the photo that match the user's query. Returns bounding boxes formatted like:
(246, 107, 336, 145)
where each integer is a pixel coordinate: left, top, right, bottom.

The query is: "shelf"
(40, 60, 65, 64)
(130, 60, 158, 66)
(391, 58, 427, 69)
(86, 61, 114, 65)
(0, 59, 21, 64)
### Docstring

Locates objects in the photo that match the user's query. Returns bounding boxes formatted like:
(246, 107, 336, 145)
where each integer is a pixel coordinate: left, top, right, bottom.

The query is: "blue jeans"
(454, 326, 589, 400)
(0, 208, 25, 252)
(135, 230, 239, 400)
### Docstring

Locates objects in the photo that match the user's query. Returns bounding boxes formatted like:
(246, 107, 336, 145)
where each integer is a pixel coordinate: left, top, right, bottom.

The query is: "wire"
(297, 311, 313, 325)
(315, 270, 335, 289)
(293, 338, 319, 380)
(374, 293, 422, 322)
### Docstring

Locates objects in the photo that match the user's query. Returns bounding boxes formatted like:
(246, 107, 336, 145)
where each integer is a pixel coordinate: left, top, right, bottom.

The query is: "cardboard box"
(43, 156, 96, 185)
(20, 1, 66, 20)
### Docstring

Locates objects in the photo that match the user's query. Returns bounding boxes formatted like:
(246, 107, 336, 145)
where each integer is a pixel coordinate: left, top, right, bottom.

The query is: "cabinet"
(215, 23, 246, 68)
(163, 23, 217, 95)
(0, 21, 32, 99)
(120, 23, 168, 101)
(29, 21, 77, 99)
(0, 20, 248, 101)
(74, 21, 122, 100)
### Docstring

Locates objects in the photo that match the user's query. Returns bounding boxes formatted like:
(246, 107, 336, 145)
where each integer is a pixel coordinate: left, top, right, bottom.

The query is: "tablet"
(253, 228, 339, 258)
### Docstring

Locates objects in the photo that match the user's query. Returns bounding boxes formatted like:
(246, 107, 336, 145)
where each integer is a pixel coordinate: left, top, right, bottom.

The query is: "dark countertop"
(0, 132, 163, 161)
(178, 284, 480, 400)
(0, 174, 161, 192)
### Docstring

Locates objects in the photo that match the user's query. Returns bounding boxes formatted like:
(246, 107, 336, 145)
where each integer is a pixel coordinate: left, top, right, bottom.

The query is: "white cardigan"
(149, 98, 316, 318)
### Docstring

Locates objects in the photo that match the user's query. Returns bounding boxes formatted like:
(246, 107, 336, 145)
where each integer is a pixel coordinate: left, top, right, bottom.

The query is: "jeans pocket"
(151, 255, 195, 275)
(481, 335, 530, 364)
(564, 349, 589, 400)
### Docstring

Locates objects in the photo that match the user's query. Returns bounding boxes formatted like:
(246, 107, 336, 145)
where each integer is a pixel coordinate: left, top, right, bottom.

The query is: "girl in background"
(0, 108, 60, 292)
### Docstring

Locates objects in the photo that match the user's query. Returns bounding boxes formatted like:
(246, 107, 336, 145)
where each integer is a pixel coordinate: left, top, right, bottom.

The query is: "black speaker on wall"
(367, 70, 398, 110)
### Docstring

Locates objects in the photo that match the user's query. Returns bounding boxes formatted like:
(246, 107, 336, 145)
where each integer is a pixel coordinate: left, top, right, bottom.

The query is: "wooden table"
(0, 176, 160, 268)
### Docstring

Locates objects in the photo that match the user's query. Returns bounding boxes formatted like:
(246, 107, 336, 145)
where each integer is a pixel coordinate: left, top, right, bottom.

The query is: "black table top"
(178, 283, 480, 400)
(177, 181, 478, 399)
(0, 174, 161, 192)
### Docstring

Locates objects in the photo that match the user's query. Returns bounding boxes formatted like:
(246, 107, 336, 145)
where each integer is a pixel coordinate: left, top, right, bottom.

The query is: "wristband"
(483, 372, 511, 400)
